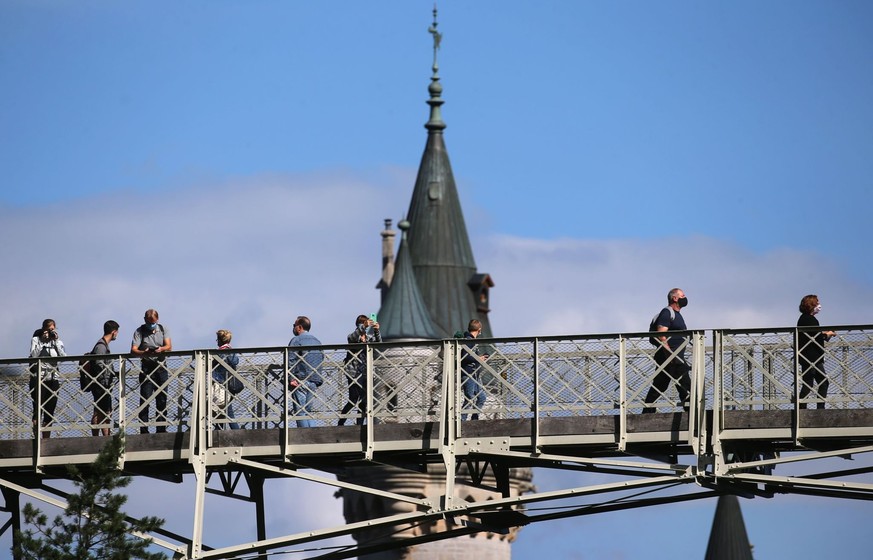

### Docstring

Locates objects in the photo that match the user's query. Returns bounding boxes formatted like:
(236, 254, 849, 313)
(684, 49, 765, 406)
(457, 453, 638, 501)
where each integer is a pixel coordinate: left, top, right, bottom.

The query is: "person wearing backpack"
(28, 319, 66, 439)
(131, 308, 172, 434)
(288, 316, 324, 428)
(643, 288, 691, 413)
(89, 320, 119, 436)
(460, 319, 489, 420)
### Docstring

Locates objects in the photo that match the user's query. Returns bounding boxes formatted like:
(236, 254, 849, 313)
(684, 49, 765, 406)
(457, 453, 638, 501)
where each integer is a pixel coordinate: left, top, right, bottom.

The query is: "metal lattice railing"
(715, 326, 873, 412)
(455, 333, 701, 420)
(0, 326, 870, 442)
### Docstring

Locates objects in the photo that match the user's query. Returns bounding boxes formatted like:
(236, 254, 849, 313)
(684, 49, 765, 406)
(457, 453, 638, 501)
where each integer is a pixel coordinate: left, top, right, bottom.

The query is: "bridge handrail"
(0, 325, 869, 448)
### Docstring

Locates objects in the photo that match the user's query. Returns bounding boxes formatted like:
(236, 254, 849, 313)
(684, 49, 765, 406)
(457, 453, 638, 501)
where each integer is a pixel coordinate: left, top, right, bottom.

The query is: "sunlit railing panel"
(715, 326, 873, 413)
(823, 329, 873, 409)
(371, 343, 443, 424)
(0, 325, 870, 446)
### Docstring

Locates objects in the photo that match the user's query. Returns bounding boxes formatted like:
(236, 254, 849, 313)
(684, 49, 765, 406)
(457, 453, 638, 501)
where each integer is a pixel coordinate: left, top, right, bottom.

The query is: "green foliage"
(12, 434, 168, 560)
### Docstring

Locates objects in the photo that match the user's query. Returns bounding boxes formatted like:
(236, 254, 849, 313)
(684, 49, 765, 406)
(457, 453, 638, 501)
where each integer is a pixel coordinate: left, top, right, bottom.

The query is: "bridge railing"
(714, 325, 873, 413)
(0, 342, 454, 439)
(459, 332, 704, 421)
(0, 325, 869, 446)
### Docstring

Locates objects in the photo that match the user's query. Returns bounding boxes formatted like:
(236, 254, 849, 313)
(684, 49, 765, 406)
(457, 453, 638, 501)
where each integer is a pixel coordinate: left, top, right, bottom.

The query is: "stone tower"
(337, 9, 532, 559)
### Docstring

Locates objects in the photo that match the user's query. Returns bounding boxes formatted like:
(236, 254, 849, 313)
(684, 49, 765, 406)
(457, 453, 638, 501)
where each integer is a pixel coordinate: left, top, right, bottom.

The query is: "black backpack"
(79, 339, 109, 390)
(648, 307, 676, 346)
(78, 353, 94, 390)
(227, 376, 244, 395)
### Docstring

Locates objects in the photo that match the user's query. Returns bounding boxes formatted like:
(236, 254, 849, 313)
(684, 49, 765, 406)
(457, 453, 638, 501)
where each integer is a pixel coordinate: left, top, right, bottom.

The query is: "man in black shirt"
(643, 288, 691, 413)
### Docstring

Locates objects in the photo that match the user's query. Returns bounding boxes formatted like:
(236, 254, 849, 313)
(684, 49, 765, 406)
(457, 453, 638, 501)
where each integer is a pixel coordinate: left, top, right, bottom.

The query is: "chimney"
(377, 218, 397, 303)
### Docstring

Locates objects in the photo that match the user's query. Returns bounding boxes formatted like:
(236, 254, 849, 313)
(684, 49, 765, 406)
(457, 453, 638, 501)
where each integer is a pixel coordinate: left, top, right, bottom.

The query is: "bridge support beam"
(1, 486, 21, 560)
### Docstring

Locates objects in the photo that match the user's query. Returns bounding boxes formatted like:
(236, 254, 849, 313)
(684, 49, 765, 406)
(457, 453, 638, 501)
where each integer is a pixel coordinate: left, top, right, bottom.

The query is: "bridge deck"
(4, 407, 872, 476)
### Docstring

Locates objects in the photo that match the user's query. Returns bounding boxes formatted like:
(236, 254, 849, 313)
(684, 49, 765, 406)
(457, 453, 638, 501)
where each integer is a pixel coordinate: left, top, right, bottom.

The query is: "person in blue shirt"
(288, 316, 323, 428)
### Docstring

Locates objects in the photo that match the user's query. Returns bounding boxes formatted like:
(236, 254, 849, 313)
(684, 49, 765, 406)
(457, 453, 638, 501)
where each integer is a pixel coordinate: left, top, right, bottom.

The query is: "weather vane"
(428, 5, 442, 62)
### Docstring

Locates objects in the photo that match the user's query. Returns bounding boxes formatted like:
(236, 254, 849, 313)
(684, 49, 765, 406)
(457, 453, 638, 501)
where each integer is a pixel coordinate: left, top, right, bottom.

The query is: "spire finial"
(428, 5, 442, 69)
(398, 218, 411, 238)
(425, 5, 446, 131)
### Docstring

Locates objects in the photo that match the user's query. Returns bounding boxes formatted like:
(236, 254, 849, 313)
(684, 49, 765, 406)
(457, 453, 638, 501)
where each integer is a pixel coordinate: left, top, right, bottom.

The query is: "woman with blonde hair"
(212, 329, 241, 429)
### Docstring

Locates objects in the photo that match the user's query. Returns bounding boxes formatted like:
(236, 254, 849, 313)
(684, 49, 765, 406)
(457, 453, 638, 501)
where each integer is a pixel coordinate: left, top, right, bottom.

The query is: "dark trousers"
(139, 360, 168, 433)
(29, 376, 60, 427)
(798, 357, 828, 409)
(643, 348, 690, 412)
(339, 369, 366, 426)
(91, 384, 113, 418)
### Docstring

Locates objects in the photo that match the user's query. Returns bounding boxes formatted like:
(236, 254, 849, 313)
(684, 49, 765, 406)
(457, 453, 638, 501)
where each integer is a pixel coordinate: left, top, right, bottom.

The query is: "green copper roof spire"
(378, 220, 441, 341)
(408, 9, 493, 338)
(378, 7, 494, 340)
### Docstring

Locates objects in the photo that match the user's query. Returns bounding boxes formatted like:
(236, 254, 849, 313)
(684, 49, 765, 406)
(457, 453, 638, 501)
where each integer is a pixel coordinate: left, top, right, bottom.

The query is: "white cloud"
(4, 172, 869, 355)
(0, 171, 413, 355)
(483, 234, 873, 337)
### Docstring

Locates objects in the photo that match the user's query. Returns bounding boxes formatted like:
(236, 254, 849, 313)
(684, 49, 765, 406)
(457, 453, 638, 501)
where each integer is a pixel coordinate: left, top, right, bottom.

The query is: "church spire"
(402, 7, 494, 338)
(377, 7, 494, 339)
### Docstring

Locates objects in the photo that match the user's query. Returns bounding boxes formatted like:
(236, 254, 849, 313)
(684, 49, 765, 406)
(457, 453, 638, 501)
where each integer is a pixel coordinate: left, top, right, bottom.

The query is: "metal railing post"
(793, 327, 800, 445)
(711, 330, 726, 477)
(440, 339, 457, 513)
(532, 338, 540, 451)
(618, 335, 627, 452)
(365, 344, 374, 460)
(690, 331, 706, 451)
(282, 348, 289, 458)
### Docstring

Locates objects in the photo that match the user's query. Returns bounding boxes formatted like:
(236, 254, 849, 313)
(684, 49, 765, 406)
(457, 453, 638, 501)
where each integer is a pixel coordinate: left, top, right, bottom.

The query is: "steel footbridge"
(1, 325, 871, 558)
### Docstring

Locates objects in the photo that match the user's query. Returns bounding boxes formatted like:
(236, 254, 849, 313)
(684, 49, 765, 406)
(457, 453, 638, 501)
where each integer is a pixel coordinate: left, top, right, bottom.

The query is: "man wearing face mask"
(131, 309, 172, 433)
(287, 316, 323, 428)
(643, 288, 691, 413)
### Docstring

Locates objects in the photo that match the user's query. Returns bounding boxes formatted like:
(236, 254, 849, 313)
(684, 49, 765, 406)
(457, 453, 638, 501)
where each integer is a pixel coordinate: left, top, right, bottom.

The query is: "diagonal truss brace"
(471, 449, 690, 475)
(195, 508, 448, 559)
(726, 472, 873, 498)
(459, 472, 698, 513)
(230, 457, 432, 509)
(715, 444, 873, 497)
(721, 444, 873, 475)
(193, 464, 697, 560)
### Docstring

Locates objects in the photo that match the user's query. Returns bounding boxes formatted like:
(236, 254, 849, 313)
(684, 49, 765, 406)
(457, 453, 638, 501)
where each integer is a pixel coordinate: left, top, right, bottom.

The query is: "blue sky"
(2, 1, 873, 558)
